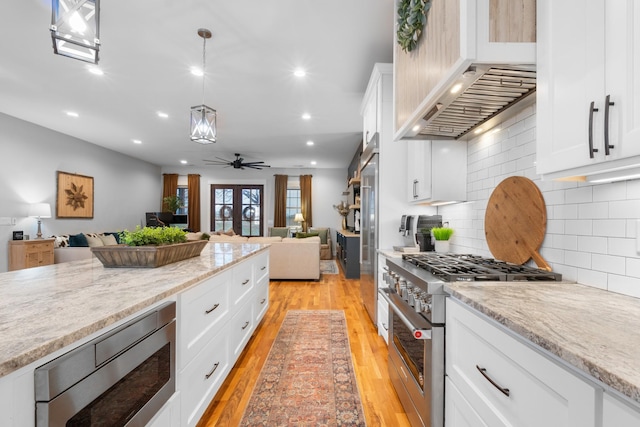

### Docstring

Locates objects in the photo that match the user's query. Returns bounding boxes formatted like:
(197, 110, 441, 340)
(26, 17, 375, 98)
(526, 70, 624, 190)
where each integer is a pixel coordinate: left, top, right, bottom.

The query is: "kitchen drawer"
(603, 391, 640, 427)
(254, 274, 269, 323)
(229, 299, 254, 358)
(445, 377, 493, 427)
(180, 331, 230, 427)
(231, 259, 254, 306)
(446, 298, 599, 427)
(254, 251, 269, 283)
(178, 270, 231, 369)
(377, 295, 389, 344)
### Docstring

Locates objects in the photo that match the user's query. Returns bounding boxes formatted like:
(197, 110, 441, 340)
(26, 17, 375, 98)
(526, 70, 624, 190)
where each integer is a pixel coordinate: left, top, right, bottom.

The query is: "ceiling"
(0, 1, 394, 170)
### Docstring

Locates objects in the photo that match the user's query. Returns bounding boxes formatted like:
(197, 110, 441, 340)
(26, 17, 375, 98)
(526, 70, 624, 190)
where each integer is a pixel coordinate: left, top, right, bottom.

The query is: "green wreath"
(397, 0, 432, 53)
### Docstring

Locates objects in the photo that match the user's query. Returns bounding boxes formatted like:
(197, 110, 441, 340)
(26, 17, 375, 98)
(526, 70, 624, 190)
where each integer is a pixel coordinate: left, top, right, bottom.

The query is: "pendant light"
(50, 0, 100, 64)
(190, 28, 217, 144)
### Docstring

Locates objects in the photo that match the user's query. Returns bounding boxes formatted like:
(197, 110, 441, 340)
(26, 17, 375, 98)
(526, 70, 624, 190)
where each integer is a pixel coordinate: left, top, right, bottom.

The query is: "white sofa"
(204, 234, 321, 280)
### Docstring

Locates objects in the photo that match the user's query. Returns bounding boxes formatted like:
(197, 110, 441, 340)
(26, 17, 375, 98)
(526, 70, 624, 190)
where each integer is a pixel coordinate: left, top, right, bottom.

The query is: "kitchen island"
(446, 281, 640, 425)
(0, 241, 269, 426)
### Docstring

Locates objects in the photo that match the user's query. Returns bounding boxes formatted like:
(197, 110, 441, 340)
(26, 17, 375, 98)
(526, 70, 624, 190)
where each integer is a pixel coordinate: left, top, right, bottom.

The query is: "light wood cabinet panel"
(8, 239, 54, 271)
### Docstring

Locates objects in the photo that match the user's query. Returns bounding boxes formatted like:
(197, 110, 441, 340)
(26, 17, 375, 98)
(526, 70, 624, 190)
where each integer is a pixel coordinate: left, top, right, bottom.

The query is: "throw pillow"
(84, 233, 104, 247)
(103, 232, 122, 244)
(268, 227, 289, 238)
(99, 234, 118, 246)
(51, 235, 70, 248)
(68, 233, 89, 247)
(223, 228, 236, 236)
(309, 228, 328, 244)
(296, 232, 320, 239)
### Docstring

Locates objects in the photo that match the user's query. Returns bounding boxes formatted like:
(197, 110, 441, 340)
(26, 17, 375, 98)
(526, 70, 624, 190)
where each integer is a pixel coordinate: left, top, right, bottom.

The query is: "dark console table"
(335, 230, 360, 279)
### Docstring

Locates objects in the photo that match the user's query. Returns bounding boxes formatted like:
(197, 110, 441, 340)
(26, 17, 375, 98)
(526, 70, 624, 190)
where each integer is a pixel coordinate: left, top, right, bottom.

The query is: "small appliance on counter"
(393, 214, 442, 252)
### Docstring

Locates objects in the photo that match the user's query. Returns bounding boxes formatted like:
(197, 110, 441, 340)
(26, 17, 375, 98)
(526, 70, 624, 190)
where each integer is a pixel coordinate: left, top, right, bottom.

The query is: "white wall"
(160, 166, 348, 249)
(438, 103, 640, 298)
(0, 113, 161, 272)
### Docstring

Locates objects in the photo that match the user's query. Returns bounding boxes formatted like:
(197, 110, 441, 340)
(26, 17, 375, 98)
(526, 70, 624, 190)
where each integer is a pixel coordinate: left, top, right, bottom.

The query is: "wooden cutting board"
(484, 176, 551, 271)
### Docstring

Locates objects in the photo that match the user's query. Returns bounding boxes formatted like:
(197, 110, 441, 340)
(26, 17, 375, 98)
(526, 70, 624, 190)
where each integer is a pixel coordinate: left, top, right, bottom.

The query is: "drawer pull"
(604, 94, 615, 155)
(205, 362, 220, 379)
(588, 101, 599, 158)
(260, 298, 266, 304)
(242, 321, 250, 330)
(260, 266, 266, 271)
(205, 303, 220, 314)
(476, 365, 510, 397)
(242, 279, 250, 285)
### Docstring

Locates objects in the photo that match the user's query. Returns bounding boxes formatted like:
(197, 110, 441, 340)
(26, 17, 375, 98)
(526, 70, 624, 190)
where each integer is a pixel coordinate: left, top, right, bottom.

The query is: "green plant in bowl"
(163, 195, 184, 213)
(431, 227, 454, 241)
(120, 226, 187, 246)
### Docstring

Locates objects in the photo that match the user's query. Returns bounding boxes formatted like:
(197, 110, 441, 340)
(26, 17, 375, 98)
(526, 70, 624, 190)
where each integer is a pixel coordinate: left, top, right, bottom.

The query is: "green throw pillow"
(296, 232, 320, 239)
(309, 228, 328, 244)
(269, 227, 289, 238)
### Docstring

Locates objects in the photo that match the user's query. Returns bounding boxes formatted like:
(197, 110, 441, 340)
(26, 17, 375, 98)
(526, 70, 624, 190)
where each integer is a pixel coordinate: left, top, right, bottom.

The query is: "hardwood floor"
(197, 263, 411, 426)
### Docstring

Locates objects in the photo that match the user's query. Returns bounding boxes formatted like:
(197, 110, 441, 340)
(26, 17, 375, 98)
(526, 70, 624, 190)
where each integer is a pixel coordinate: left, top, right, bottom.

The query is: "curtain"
(300, 174, 312, 232)
(187, 174, 201, 232)
(274, 174, 288, 227)
(162, 174, 178, 211)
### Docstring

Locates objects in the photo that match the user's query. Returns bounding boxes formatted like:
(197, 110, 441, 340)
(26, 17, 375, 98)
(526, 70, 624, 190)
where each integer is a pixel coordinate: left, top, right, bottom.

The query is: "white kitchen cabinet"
(362, 64, 390, 148)
(445, 377, 492, 427)
(407, 140, 467, 204)
(446, 298, 600, 427)
(537, 0, 640, 180)
(147, 392, 181, 427)
(603, 392, 640, 427)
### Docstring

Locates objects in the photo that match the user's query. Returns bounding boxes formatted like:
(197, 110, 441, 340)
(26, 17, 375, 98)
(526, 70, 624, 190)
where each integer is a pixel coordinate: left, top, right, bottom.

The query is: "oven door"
(380, 288, 444, 427)
(35, 303, 176, 427)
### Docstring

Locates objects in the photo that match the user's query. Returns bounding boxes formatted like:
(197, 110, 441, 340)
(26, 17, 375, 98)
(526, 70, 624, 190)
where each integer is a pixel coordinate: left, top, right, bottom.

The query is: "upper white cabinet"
(361, 63, 391, 149)
(537, 0, 640, 180)
(407, 140, 467, 204)
(394, 0, 536, 140)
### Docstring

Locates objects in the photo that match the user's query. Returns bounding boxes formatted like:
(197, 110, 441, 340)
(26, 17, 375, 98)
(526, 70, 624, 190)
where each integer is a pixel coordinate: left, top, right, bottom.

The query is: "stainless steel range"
(380, 253, 562, 427)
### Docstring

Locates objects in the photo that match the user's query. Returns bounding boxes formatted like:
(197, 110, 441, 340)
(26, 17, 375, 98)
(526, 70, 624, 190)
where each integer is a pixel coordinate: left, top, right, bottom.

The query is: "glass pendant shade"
(190, 104, 217, 144)
(50, 0, 100, 63)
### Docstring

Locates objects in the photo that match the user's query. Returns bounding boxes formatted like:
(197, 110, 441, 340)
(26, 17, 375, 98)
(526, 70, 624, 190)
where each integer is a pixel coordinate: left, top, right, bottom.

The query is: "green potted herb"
(431, 227, 453, 253)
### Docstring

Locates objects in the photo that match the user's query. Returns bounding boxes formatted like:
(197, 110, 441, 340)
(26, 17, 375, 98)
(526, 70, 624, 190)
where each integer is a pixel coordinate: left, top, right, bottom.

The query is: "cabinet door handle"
(604, 94, 615, 155)
(260, 298, 266, 304)
(242, 279, 250, 285)
(205, 362, 220, 379)
(588, 101, 599, 158)
(476, 365, 510, 397)
(260, 266, 266, 271)
(242, 321, 250, 330)
(413, 179, 418, 199)
(205, 303, 220, 314)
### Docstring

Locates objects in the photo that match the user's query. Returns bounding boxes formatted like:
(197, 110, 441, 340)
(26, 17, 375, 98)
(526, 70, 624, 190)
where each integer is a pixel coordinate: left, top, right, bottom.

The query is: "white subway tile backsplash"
(438, 109, 640, 298)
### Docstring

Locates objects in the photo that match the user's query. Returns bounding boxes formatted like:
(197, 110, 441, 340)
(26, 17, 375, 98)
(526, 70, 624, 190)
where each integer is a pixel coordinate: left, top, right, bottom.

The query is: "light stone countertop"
(0, 242, 269, 379)
(445, 281, 640, 405)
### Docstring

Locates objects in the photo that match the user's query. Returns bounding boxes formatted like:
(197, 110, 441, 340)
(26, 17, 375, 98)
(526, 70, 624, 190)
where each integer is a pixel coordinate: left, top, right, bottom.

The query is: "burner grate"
(402, 253, 562, 282)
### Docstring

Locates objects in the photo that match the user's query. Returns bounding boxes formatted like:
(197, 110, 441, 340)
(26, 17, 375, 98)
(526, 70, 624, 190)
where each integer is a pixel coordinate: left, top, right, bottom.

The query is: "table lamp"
(294, 212, 305, 232)
(28, 203, 52, 239)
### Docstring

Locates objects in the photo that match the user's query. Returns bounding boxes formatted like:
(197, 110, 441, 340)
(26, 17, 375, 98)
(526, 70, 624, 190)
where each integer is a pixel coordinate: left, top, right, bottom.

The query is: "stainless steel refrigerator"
(360, 135, 379, 325)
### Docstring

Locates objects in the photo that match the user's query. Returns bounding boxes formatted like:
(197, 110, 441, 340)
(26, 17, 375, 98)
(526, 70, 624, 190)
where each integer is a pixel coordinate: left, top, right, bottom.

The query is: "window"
(210, 184, 264, 236)
(286, 188, 301, 227)
(176, 187, 188, 215)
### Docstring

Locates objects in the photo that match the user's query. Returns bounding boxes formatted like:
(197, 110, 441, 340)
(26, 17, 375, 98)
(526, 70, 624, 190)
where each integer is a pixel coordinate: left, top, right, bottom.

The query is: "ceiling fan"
(203, 153, 271, 170)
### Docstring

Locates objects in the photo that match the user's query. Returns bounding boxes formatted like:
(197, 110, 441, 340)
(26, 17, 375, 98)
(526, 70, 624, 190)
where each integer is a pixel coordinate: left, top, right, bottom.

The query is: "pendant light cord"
(201, 36, 206, 106)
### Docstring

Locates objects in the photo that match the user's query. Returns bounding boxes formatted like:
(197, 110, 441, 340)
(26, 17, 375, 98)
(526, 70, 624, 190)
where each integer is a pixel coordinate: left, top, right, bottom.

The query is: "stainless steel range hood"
(408, 64, 537, 140)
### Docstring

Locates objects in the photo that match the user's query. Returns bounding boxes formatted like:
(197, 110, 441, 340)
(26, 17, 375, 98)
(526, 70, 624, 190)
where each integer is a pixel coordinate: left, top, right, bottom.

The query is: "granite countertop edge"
(444, 281, 640, 405)
(0, 243, 269, 379)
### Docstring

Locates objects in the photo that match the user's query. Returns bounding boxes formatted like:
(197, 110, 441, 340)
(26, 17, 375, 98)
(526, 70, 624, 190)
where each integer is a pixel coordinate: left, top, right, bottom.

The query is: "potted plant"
(163, 195, 184, 213)
(431, 227, 454, 253)
(91, 226, 208, 268)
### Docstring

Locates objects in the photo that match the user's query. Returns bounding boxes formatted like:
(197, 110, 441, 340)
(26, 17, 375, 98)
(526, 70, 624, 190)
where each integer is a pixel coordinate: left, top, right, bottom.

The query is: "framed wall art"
(56, 171, 94, 218)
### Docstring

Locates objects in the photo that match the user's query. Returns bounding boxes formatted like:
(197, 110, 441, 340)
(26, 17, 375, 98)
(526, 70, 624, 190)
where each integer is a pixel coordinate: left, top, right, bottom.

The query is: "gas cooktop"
(401, 253, 562, 282)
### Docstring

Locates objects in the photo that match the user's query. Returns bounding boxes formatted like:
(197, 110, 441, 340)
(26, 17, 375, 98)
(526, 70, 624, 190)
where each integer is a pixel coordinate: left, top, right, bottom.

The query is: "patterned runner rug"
(240, 310, 366, 426)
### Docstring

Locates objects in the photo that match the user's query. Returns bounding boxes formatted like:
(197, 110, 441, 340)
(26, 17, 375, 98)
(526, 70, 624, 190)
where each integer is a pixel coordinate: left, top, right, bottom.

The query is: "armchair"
(309, 227, 332, 260)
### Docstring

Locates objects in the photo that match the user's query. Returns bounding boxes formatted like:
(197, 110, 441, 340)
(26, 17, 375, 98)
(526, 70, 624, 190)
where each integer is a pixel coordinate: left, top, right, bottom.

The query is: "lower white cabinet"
(445, 377, 491, 427)
(446, 298, 600, 427)
(147, 392, 181, 427)
(603, 391, 640, 427)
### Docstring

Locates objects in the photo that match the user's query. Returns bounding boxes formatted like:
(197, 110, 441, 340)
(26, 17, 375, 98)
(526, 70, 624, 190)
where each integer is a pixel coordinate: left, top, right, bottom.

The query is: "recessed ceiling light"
(66, 111, 79, 117)
(157, 112, 169, 119)
(190, 67, 203, 77)
(132, 139, 142, 144)
(180, 160, 188, 164)
(302, 113, 311, 120)
(86, 66, 103, 75)
(310, 160, 317, 165)
(294, 68, 306, 77)
(412, 125, 421, 132)
(450, 83, 463, 94)
(474, 128, 484, 134)
(306, 140, 314, 146)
